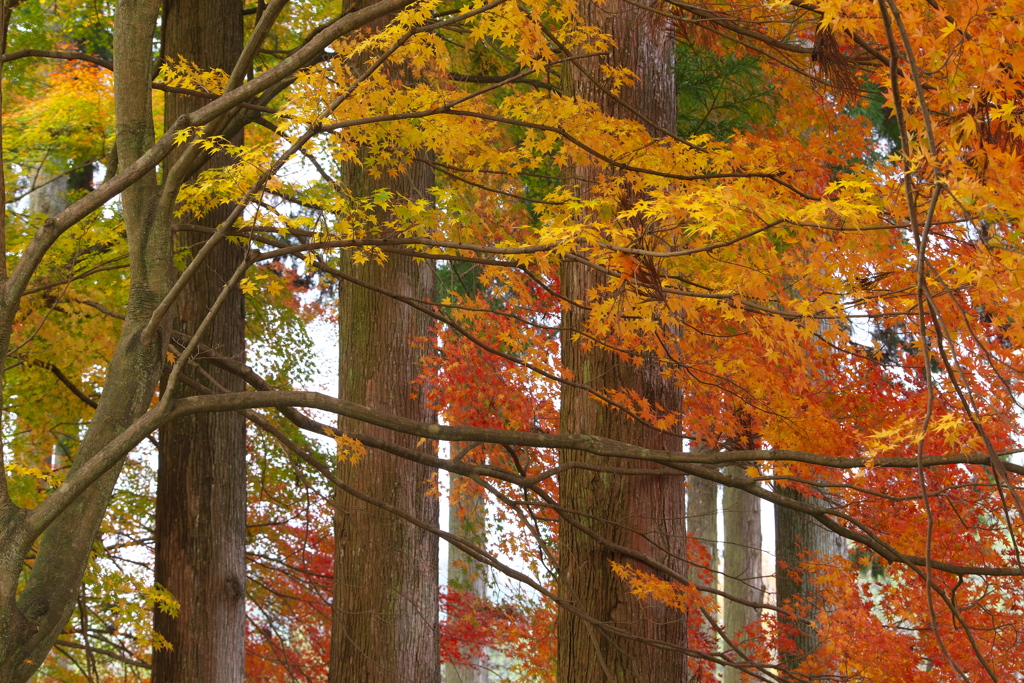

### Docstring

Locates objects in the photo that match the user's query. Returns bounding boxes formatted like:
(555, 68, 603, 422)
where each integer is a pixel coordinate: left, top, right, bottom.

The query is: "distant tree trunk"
(329, 11, 439, 671)
(687, 471, 719, 675)
(775, 486, 844, 678)
(445, 471, 488, 683)
(152, 1, 247, 681)
(687, 475, 718, 582)
(722, 468, 762, 683)
(558, 1, 686, 680)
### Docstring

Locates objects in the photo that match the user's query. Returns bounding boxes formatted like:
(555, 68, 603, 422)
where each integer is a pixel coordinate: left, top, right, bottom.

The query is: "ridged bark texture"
(558, 2, 686, 680)
(446, 472, 488, 683)
(722, 467, 762, 683)
(153, 1, 247, 681)
(329, 70, 439, 678)
(774, 486, 844, 678)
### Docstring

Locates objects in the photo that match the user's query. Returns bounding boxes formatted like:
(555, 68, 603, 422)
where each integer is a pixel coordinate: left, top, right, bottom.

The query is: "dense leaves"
(5, 0, 1024, 681)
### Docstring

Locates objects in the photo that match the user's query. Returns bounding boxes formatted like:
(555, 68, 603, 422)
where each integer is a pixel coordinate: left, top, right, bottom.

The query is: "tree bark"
(688, 475, 718, 582)
(152, 1, 247, 681)
(722, 468, 762, 683)
(4, 2, 172, 679)
(558, 2, 686, 680)
(329, 18, 439, 672)
(446, 472, 489, 683)
(688, 471, 719, 676)
(331, 245, 439, 681)
(0, 3, 422, 681)
(774, 486, 844, 678)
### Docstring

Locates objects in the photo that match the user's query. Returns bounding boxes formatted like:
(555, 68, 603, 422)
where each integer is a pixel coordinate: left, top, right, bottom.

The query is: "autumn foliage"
(6, 0, 1024, 682)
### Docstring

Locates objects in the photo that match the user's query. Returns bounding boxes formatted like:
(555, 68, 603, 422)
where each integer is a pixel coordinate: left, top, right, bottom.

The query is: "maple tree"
(3, 0, 1024, 682)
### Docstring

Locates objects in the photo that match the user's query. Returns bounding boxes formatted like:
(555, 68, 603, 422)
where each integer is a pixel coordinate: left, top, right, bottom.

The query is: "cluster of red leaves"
(245, 517, 333, 683)
(440, 587, 557, 681)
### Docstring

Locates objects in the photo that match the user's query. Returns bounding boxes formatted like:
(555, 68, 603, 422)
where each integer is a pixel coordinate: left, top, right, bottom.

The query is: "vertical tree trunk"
(329, 27, 439, 672)
(722, 469, 762, 683)
(774, 486, 844, 678)
(558, 2, 686, 680)
(687, 475, 718, 582)
(331, 249, 439, 681)
(446, 472, 488, 683)
(152, 1, 247, 681)
(10, 3, 172, 679)
(688, 472, 719, 677)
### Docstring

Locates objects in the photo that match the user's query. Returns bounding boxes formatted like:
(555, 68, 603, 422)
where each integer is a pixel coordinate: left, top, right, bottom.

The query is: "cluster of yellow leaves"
(5, 61, 114, 181)
(157, 57, 229, 95)
(609, 561, 717, 616)
(334, 432, 368, 464)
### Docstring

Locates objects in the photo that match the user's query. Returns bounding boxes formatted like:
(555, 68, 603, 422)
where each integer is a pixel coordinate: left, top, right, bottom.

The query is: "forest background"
(1, 0, 1024, 682)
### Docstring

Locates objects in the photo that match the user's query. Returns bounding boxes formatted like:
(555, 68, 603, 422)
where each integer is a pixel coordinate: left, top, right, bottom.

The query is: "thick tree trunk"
(331, 249, 439, 681)
(558, 3, 685, 680)
(774, 486, 844, 678)
(329, 57, 439, 677)
(152, 1, 247, 681)
(445, 472, 488, 683)
(722, 468, 762, 683)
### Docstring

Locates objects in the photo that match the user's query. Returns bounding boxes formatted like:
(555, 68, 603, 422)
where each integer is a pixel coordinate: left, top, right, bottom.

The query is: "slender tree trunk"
(446, 471, 488, 683)
(558, 2, 685, 680)
(688, 475, 718, 582)
(688, 472, 719, 676)
(774, 486, 844, 678)
(152, 1, 247, 681)
(7, 3, 172, 678)
(722, 468, 762, 683)
(329, 22, 439, 672)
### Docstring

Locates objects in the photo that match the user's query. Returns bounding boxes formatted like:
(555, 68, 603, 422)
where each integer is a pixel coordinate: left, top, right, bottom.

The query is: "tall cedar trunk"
(722, 468, 762, 683)
(329, 15, 439, 671)
(331, 247, 439, 681)
(558, 1, 686, 680)
(775, 486, 844, 678)
(445, 470, 488, 683)
(152, 1, 247, 681)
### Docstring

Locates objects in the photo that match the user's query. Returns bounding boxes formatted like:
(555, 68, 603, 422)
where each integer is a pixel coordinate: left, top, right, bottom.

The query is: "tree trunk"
(152, 1, 247, 681)
(722, 468, 762, 683)
(331, 249, 439, 681)
(5, 3, 172, 679)
(329, 38, 439, 675)
(687, 475, 718, 583)
(774, 486, 844, 678)
(688, 472, 719, 677)
(446, 471, 488, 683)
(558, 2, 685, 680)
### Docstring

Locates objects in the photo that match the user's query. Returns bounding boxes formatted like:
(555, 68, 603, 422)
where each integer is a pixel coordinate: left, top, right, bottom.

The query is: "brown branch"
(54, 639, 150, 670)
(28, 360, 98, 409)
